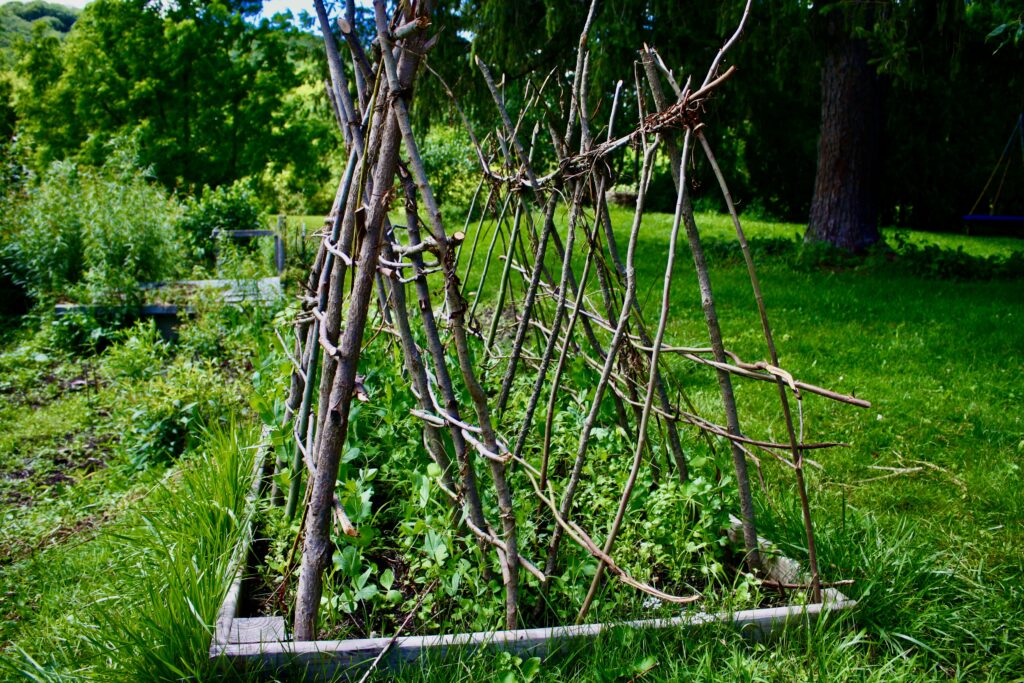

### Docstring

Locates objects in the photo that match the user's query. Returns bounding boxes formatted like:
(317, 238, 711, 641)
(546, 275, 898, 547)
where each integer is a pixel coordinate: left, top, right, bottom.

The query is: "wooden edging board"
(211, 432, 856, 679)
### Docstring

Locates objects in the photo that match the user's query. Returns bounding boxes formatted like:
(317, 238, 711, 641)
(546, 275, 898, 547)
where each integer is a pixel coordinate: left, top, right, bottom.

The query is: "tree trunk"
(806, 5, 883, 252)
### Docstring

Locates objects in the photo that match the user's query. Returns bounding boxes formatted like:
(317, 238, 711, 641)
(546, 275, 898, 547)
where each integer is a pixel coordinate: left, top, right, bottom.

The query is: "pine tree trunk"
(806, 6, 882, 252)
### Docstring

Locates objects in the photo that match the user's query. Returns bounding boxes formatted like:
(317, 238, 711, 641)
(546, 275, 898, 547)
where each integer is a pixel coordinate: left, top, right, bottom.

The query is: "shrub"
(0, 138, 31, 314)
(100, 319, 168, 383)
(420, 125, 478, 212)
(2, 153, 182, 303)
(176, 178, 265, 266)
(46, 305, 134, 353)
(118, 358, 242, 469)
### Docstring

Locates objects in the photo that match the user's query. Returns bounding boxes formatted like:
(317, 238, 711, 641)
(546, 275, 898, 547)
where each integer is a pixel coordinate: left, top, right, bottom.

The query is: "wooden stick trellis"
(279, 0, 869, 640)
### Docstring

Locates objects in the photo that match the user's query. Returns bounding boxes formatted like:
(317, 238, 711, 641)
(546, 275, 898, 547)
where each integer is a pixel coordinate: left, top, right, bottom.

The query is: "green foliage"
(116, 362, 211, 468)
(99, 319, 168, 382)
(10, 0, 334, 210)
(420, 125, 479, 212)
(0, 76, 15, 141)
(176, 178, 264, 265)
(2, 218, 1023, 679)
(0, 422, 263, 681)
(882, 239, 1024, 279)
(2, 150, 182, 303)
(430, 0, 1023, 229)
(114, 355, 239, 470)
(0, 0, 78, 64)
(100, 296, 276, 469)
(0, 287, 274, 676)
(45, 305, 133, 353)
(687, 229, 1024, 281)
(987, 12, 1024, 50)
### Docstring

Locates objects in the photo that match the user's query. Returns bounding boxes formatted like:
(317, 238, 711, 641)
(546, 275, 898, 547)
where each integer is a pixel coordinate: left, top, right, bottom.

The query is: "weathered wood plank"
(215, 593, 854, 679)
(231, 617, 287, 646)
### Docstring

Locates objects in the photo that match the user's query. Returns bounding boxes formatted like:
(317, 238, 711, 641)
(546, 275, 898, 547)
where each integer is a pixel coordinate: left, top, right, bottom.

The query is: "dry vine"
(278, 0, 869, 639)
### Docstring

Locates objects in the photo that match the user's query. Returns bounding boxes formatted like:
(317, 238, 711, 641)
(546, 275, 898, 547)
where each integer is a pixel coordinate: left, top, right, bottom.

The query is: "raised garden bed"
(54, 277, 282, 340)
(209, 438, 856, 680)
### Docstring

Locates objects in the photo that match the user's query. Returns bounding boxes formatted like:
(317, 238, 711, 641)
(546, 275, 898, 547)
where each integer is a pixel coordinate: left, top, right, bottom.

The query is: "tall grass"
(377, 505, 1022, 682)
(0, 422, 261, 682)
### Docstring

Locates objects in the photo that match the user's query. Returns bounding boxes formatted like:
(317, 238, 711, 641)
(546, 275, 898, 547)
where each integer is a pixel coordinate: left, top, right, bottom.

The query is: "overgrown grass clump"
(0, 423, 263, 682)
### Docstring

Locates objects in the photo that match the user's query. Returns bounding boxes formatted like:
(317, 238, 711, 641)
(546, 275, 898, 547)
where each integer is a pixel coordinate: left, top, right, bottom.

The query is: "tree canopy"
(0, 1, 78, 57)
(5, 0, 340, 210)
(1, 0, 1021, 227)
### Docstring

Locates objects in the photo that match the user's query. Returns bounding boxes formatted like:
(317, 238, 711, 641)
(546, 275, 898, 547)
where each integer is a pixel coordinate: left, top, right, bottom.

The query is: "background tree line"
(1, 0, 342, 212)
(1, 0, 1023, 246)
(420, 0, 1023, 247)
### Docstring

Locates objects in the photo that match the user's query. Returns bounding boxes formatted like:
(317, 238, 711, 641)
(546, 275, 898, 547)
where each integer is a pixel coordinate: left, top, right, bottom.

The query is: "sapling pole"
(544, 143, 658, 579)
(510, 185, 584, 463)
(475, 59, 556, 417)
(459, 183, 496, 296)
(514, 66, 624, 467)
(378, 237, 458, 500)
(577, 130, 693, 622)
(680, 198, 761, 571)
(395, 168, 492, 575)
(284, 142, 362, 519)
(286, 320, 318, 520)
(640, 46, 761, 571)
(543, 101, 641, 446)
(343, 0, 366, 108)
(539, 210, 600, 487)
(484, 123, 541, 355)
(494, 194, 559, 415)
(273, 327, 305, 506)
(484, 201, 524, 351)
(294, 8, 428, 639)
(468, 189, 516, 321)
(563, 0, 600, 149)
(312, 0, 356, 147)
(698, 131, 820, 601)
(374, 6, 520, 628)
(311, 63, 382, 459)
(453, 177, 486, 267)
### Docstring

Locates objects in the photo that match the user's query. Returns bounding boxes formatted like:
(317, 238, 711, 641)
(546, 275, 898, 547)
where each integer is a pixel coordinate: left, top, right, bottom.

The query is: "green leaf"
(416, 473, 430, 508)
(521, 657, 541, 681)
(988, 23, 1008, 39)
(633, 655, 658, 675)
(354, 583, 378, 602)
(380, 568, 395, 591)
(422, 530, 449, 564)
(334, 546, 361, 577)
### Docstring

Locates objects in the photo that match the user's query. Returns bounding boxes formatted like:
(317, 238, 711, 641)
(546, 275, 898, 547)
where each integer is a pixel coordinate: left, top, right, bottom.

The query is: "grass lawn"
(287, 210, 1024, 259)
(1, 209, 1021, 681)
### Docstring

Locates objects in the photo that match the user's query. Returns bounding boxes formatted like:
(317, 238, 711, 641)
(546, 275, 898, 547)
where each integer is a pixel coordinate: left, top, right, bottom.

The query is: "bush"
(2, 153, 182, 303)
(176, 178, 265, 266)
(117, 358, 242, 469)
(45, 305, 134, 353)
(100, 319, 168, 383)
(420, 125, 479, 212)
